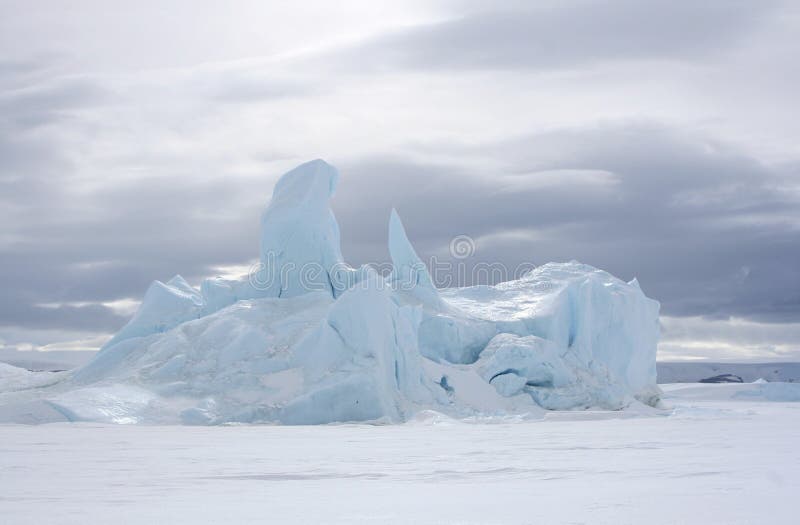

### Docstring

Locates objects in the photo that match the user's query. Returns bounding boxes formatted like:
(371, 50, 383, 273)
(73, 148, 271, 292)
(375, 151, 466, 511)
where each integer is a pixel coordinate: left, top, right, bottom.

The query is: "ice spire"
(388, 208, 440, 305)
(258, 159, 345, 298)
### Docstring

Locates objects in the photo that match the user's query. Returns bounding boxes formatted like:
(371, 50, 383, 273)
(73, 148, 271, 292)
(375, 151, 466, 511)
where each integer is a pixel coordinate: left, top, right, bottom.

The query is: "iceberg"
(0, 160, 661, 424)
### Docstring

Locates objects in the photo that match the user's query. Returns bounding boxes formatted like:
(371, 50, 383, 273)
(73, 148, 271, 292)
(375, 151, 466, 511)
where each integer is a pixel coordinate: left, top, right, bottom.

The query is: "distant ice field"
(1, 382, 798, 525)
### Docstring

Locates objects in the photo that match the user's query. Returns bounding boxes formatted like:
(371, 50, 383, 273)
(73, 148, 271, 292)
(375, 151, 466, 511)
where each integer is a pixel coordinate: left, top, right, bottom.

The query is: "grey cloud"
(0, 172, 267, 304)
(0, 300, 128, 332)
(0, 55, 68, 90)
(319, 0, 776, 72)
(207, 73, 319, 103)
(0, 69, 267, 328)
(0, 120, 800, 330)
(0, 61, 270, 319)
(0, 65, 109, 213)
(0, 76, 109, 129)
(1, 119, 797, 335)
(659, 315, 800, 361)
(0, 1, 797, 345)
(0, 125, 68, 185)
(0, 59, 49, 88)
(332, 124, 800, 323)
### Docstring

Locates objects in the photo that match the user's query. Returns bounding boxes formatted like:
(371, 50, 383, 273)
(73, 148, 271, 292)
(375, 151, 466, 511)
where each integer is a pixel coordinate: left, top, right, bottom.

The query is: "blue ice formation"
(0, 160, 661, 424)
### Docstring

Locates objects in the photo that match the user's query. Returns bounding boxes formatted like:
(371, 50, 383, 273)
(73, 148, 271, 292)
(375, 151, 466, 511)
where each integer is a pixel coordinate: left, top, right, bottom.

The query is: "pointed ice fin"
(388, 209, 440, 305)
(166, 275, 201, 301)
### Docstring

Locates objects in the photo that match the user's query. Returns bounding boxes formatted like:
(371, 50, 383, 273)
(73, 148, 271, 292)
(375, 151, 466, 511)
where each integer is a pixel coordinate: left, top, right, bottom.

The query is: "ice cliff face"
(0, 160, 661, 424)
(445, 263, 661, 408)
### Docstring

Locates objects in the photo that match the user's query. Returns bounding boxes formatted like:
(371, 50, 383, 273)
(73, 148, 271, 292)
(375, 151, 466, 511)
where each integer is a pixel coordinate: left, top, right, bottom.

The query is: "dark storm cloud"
(321, 0, 775, 72)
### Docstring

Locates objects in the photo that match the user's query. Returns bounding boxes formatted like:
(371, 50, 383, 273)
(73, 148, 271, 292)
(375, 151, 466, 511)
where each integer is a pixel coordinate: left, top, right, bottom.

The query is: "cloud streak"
(314, 0, 778, 72)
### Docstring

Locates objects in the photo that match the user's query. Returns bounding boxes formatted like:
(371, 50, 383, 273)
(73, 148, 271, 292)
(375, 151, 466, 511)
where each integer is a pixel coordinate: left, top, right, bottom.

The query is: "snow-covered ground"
(1, 382, 798, 525)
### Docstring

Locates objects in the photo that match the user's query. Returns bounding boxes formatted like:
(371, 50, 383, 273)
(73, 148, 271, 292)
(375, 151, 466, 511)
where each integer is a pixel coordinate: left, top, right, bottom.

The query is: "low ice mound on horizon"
(0, 160, 662, 425)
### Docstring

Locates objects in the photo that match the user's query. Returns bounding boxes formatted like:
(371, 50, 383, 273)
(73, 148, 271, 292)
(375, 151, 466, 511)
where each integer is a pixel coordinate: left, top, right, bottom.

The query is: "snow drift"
(0, 159, 662, 424)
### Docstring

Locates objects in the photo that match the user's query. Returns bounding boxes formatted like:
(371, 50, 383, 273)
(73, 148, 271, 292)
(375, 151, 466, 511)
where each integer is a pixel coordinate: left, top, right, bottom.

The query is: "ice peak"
(388, 208, 439, 304)
(259, 159, 344, 298)
(270, 158, 338, 208)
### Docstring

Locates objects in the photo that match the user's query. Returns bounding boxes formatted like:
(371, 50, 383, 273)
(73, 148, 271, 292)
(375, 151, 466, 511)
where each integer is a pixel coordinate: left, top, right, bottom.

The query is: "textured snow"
(0, 363, 62, 392)
(1, 383, 798, 524)
(0, 159, 662, 425)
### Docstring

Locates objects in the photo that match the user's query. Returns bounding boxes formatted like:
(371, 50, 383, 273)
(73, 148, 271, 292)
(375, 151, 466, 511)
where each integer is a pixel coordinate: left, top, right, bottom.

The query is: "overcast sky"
(1, 0, 798, 361)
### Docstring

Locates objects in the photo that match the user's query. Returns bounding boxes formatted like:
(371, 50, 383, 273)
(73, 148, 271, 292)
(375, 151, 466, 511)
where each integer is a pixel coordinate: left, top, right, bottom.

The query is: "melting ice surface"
(0, 159, 662, 424)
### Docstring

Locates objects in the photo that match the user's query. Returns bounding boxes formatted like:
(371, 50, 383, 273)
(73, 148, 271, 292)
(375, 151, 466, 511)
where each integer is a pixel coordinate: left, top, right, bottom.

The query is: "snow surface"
(0, 159, 662, 424)
(0, 363, 63, 392)
(1, 383, 798, 524)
